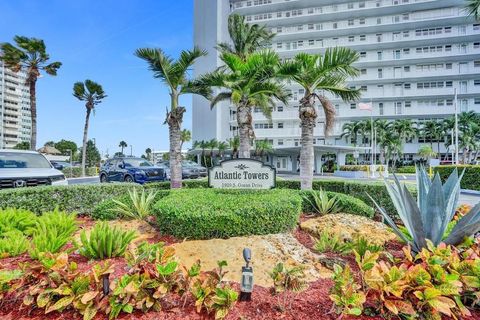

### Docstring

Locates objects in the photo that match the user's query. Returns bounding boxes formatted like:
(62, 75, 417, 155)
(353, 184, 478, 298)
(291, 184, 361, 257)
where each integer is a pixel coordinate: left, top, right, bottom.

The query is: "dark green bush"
(434, 165, 480, 191)
(338, 165, 385, 172)
(298, 190, 374, 218)
(0, 183, 140, 215)
(392, 166, 416, 174)
(92, 190, 171, 220)
(153, 189, 302, 239)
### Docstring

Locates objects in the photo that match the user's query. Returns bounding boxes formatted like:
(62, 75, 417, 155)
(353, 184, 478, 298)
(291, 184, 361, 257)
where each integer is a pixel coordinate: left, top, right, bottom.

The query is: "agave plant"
(304, 188, 340, 215)
(111, 188, 157, 220)
(369, 165, 480, 253)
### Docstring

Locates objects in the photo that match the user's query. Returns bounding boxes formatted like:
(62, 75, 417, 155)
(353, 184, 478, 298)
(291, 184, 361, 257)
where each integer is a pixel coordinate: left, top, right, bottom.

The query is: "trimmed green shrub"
(391, 166, 416, 174)
(0, 183, 140, 215)
(79, 222, 136, 259)
(92, 190, 171, 220)
(0, 208, 37, 235)
(338, 165, 385, 172)
(154, 189, 302, 239)
(62, 167, 97, 178)
(434, 165, 480, 191)
(299, 190, 374, 218)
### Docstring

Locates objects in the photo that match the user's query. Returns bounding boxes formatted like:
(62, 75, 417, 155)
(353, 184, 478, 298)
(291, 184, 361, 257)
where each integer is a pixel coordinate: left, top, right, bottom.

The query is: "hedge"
(298, 190, 374, 218)
(92, 190, 171, 220)
(338, 165, 385, 172)
(0, 183, 140, 215)
(153, 189, 302, 239)
(433, 165, 480, 191)
(391, 166, 416, 174)
(62, 167, 97, 178)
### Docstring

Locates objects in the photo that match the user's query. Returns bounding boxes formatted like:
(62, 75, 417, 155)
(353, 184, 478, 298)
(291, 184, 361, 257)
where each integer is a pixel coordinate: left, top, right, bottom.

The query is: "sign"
(208, 159, 276, 189)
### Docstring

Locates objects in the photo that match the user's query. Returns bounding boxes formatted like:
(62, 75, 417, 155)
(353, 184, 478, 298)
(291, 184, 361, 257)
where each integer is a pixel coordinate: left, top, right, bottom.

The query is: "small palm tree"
(254, 139, 273, 160)
(145, 148, 152, 161)
(391, 119, 417, 160)
(228, 136, 240, 159)
(341, 121, 361, 147)
(418, 145, 437, 161)
(193, 140, 209, 167)
(135, 47, 211, 188)
(197, 50, 289, 159)
(119, 141, 127, 154)
(217, 14, 274, 60)
(73, 80, 107, 176)
(1, 36, 62, 150)
(374, 119, 390, 164)
(466, 0, 480, 20)
(217, 141, 228, 161)
(207, 138, 218, 167)
(180, 129, 191, 150)
(279, 49, 360, 189)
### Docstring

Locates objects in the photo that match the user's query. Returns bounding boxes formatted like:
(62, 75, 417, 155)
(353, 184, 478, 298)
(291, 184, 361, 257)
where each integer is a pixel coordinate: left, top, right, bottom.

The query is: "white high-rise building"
(0, 61, 31, 149)
(193, 0, 480, 172)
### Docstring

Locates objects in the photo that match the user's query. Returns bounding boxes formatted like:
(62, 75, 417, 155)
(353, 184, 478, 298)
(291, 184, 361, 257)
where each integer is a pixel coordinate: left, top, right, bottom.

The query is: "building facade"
(193, 0, 480, 172)
(0, 61, 31, 149)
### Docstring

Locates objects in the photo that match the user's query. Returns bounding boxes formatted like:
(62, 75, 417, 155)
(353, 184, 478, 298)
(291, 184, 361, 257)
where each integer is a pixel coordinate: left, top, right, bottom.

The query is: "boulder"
(300, 213, 396, 246)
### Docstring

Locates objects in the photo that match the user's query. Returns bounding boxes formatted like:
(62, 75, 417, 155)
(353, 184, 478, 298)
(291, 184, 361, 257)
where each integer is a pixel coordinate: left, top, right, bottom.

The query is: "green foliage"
(371, 166, 480, 253)
(302, 188, 340, 215)
(79, 222, 136, 259)
(329, 264, 366, 316)
(0, 183, 140, 215)
(54, 139, 78, 155)
(350, 237, 384, 258)
(314, 231, 350, 254)
(270, 262, 307, 294)
(62, 167, 97, 178)
(0, 269, 23, 298)
(154, 189, 302, 239)
(0, 208, 37, 235)
(30, 210, 77, 259)
(13, 141, 30, 150)
(111, 189, 157, 220)
(393, 166, 416, 174)
(434, 165, 480, 191)
(299, 190, 374, 217)
(339, 165, 385, 172)
(0, 230, 29, 257)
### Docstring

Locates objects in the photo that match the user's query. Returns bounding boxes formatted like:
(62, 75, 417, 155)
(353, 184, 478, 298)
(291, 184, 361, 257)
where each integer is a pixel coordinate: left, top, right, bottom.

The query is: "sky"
(0, 0, 195, 157)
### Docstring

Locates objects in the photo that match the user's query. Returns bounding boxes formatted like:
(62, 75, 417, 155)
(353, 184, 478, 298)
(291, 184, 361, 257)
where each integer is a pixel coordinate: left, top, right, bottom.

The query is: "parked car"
(155, 162, 171, 181)
(157, 160, 206, 179)
(100, 157, 166, 184)
(50, 160, 72, 170)
(182, 160, 208, 178)
(0, 149, 68, 189)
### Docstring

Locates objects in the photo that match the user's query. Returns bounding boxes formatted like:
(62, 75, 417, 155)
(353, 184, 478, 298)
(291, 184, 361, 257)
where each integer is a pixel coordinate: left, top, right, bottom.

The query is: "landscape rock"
(300, 213, 396, 245)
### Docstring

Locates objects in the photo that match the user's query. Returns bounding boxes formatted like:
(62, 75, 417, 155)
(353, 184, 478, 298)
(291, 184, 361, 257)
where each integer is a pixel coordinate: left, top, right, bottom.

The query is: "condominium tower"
(193, 0, 480, 172)
(0, 61, 31, 149)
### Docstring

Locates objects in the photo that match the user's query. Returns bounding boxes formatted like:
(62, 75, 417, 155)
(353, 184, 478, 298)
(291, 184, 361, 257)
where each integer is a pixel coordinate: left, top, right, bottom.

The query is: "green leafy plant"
(79, 222, 136, 259)
(314, 231, 351, 254)
(0, 230, 29, 258)
(369, 165, 480, 253)
(30, 210, 77, 259)
(0, 269, 23, 299)
(350, 237, 384, 259)
(111, 188, 157, 220)
(303, 188, 340, 215)
(329, 264, 366, 316)
(0, 208, 37, 235)
(269, 262, 307, 311)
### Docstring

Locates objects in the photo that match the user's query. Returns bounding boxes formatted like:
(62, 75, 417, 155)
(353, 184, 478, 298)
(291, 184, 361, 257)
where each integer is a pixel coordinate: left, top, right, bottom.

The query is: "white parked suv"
(0, 149, 68, 189)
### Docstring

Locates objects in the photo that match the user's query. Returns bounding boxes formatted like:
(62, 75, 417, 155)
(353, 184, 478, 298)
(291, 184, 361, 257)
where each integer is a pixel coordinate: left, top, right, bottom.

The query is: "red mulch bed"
(1, 215, 480, 320)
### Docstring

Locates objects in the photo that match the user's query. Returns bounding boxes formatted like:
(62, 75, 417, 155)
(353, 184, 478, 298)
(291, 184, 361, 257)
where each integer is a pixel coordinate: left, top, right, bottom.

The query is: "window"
(377, 18, 382, 24)
(359, 51, 367, 58)
(309, 39, 314, 46)
(297, 25, 303, 31)
(474, 23, 480, 30)
(360, 85, 367, 91)
(359, 18, 365, 25)
(360, 35, 366, 41)
(277, 106, 283, 112)
(377, 51, 383, 60)
(446, 81, 453, 87)
(404, 83, 411, 89)
(445, 45, 452, 52)
(475, 98, 480, 105)
(475, 80, 480, 86)
(378, 68, 383, 78)
(403, 31, 409, 38)
(405, 101, 411, 108)
(308, 24, 314, 30)
(348, 36, 355, 42)
(348, 19, 354, 26)
(395, 102, 402, 115)
(446, 63, 452, 69)
(359, 2, 365, 8)
(361, 69, 367, 75)
(404, 66, 410, 72)
(350, 103, 356, 109)
(276, 42, 282, 49)
(278, 123, 284, 129)
(376, 33, 382, 42)
(333, 22, 338, 29)
(474, 42, 480, 49)
(277, 139, 284, 146)
(475, 60, 480, 67)
(348, 3, 354, 9)
(379, 103, 384, 115)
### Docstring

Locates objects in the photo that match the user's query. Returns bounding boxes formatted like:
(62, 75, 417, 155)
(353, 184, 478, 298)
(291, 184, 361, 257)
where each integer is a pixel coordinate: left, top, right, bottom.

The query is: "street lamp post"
(66, 149, 73, 178)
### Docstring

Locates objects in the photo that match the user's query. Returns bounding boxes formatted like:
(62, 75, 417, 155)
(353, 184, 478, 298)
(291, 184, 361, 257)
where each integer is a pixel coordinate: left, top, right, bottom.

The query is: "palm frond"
(135, 47, 174, 87)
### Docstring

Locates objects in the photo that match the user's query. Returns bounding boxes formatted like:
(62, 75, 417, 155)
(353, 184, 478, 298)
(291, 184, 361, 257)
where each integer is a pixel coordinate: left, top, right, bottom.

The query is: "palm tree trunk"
(167, 106, 186, 189)
(28, 76, 38, 150)
(299, 99, 317, 190)
(237, 104, 252, 159)
(81, 107, 91, 177)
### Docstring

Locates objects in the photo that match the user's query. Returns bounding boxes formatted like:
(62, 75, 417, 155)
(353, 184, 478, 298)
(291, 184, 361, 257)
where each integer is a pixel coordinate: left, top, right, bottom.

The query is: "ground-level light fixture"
(240, 248, 253, 301)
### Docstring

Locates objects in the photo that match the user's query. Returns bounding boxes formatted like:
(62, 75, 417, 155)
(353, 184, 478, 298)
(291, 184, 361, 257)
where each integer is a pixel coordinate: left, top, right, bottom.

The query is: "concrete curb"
(461, 189, 480, 196)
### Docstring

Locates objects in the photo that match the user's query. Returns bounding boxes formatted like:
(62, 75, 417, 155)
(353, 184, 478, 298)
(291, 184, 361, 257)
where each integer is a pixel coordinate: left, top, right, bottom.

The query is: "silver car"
(0, 149, 68, 189)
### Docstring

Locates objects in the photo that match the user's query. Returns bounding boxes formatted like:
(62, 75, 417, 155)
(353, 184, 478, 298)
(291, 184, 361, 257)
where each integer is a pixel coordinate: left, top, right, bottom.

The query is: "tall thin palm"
(180, 129, 191, 150)
(217, 141, 228, 161)
(341, 121, 361, 147)
(73, 80, 107, 177)
(374, 119, 390, 165)
(217, 14, 274, 60)
(466, 0, 480, 20)
(421, 120, 441, 150)
(391, 119, 417, 159)
(279, 49, 360, 189)
(197, 50, 289, 159)
(135, 47, 211, 188)
(254, 139, 273, 159)
(119, 141, 127, 154)
(145, 148, 152, 161)
(228, 136, 240, 159)
(1, 36, 62, 150)
(207, 138, 218, 167)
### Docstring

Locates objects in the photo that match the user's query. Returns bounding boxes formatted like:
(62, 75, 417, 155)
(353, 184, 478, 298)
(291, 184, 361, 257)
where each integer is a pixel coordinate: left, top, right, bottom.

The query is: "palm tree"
(217, 141, 228, 161)
(374, 119, 391, 165)
(466, 0, 480, 20)
(207, 138, 218, 167)
(180, 129, 191, 150)
(341, 121, 361, 147)
(145, 148, 152, 161)
(358, 119, 373, 162)
(0, 36, 62, 150)
(73, 80, 107, 177)
(418, 145, 437, 162)
(217, 14, 274, 60)
(193, 140, 209, 167)
(119, 141, 127, 154)
(390, 119, 417, 161)
(135, 47, 211, 188)
(228, 136, 240, 159)
(197, 50, 289, 159)
(279, 49, 360, 189)
(380, 130, 402, 169)
(421, 120, 440, 149)
(254, 139, 273, 160)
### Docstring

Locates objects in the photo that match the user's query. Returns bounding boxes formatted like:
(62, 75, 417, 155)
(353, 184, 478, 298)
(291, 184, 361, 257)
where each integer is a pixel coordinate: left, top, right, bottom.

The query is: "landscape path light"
(240, 247, 253, 301)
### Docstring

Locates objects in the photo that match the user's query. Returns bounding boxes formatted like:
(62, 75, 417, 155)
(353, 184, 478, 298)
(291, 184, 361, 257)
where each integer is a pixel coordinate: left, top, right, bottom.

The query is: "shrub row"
(391, 166, 416, 174)
(299, 190, 374, 218)
(0, 183, 140, 215)
(338, 165, 385, 172)
(434, 165, 480, 191)
(153, 189, 302, 239)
